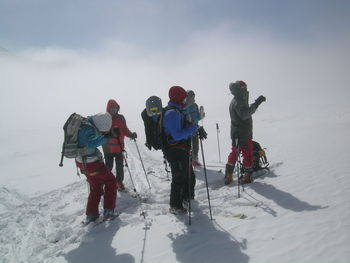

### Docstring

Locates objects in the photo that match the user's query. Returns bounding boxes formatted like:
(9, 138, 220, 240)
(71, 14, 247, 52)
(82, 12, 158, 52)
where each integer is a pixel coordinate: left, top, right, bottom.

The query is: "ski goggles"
(149, 107, 161, 115)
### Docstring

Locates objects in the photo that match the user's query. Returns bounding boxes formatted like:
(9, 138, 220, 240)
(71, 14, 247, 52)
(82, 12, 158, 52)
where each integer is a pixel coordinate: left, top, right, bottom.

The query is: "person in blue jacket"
(184, 90, 204, 166)
(75, 112, 118, 223)
(162, 86, 197, 213)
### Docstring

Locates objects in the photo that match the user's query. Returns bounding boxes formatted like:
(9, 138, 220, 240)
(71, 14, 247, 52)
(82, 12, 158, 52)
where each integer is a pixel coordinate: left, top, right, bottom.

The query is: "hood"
(106, 99, 120, 114)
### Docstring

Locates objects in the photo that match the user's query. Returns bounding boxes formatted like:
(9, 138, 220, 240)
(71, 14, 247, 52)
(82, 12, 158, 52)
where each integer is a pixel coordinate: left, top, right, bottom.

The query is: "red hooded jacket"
(102, 99, 132, 154)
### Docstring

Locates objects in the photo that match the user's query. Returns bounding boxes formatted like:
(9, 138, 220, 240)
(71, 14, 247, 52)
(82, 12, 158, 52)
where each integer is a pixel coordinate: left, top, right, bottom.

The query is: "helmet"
(145, 96, 162, 117)
(92, 112, 112, 132)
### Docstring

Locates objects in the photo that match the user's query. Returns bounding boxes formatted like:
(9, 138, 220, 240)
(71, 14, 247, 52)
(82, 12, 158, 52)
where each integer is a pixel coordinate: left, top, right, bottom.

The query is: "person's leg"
(225, 144, 238, 184)
(104, 152, 114, 172)
(241, 140, 254, 183)
(102, 170, 117, 211)
(85, 175, 103, 216)
(166, 149, 186, 209)
(182, 150, 196, 200)
(115, 153, 124, 182)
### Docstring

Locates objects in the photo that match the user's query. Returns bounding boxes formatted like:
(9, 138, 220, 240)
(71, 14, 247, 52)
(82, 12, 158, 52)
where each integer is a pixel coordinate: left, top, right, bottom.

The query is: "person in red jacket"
(102, 99, 137, 190)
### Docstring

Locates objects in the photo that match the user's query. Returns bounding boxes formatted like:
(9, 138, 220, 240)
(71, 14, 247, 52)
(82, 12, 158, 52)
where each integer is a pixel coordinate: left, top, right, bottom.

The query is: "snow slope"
(1, 49, 350, 263)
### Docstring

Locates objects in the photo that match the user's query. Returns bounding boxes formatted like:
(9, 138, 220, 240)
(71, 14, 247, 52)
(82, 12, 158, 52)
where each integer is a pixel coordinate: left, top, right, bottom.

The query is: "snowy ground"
(1, 97, 350, 263)
(1, 50, 350, 263)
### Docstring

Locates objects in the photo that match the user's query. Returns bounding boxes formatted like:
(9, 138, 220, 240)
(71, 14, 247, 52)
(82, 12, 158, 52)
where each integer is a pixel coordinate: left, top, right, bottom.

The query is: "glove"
(197, 126, 207, 140)
(145, 142, 152, 150)
(129, 132, 137, 140)
(254, 95, 266, 107)
(111, 127, 120, 138)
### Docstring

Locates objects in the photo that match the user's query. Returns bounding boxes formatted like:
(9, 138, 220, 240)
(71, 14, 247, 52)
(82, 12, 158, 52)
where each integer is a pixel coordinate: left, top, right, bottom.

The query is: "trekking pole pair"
(132, 138, 152, 190)
(116, 136, 146, 219)
(235, 138, 245, 198)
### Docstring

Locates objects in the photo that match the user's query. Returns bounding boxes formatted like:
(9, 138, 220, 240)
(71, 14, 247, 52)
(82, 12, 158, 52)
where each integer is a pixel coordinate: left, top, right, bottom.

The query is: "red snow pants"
(76, 160, 117, 216)
(227, 140, 254, 168)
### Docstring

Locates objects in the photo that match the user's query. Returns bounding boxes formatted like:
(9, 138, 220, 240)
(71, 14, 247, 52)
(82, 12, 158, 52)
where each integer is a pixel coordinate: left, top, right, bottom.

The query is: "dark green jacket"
(229, 90, 257, 145)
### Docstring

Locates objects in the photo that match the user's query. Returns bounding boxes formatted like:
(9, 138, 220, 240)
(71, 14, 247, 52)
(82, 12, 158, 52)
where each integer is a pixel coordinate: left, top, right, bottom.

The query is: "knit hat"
(229, 80, 247, 95)
(169, 86, 187, 106)
(92, 112, 112, 132)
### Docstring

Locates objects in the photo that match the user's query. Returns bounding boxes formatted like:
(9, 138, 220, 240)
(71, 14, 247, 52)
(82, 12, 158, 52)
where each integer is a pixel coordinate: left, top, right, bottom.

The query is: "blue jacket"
(184, 103, 200, 124)
(163, 102, 196, 143)
(78, 117, 108, 150)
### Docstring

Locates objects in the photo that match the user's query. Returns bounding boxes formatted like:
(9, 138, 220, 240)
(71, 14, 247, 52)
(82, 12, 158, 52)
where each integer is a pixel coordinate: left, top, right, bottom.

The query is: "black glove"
(111, 127, 120, 138)
(145, 142, 152, 150)
(129, 132, 137, 140)
(254, 95, 266, 107)
(197, 126, 207, 140)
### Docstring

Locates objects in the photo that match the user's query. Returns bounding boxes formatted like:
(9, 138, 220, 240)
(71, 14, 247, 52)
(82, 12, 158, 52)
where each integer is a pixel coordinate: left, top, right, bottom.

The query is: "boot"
(192, 160, 202, 167)
(224, 163, 235, 185)
(241, 171, 253, 184)
(116, 180, 125, 191)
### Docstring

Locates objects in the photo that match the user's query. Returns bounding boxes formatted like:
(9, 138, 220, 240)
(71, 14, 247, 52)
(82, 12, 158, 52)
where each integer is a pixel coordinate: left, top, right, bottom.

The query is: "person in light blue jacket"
(75, 113, 117, 223)
(184, 90, 203, 166)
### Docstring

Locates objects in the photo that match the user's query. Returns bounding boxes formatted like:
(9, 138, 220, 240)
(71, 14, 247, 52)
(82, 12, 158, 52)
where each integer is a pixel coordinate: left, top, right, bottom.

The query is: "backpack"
(59, 113, 92, 166)
(141, 96, 164, 150)
(252, 140, 269, 171)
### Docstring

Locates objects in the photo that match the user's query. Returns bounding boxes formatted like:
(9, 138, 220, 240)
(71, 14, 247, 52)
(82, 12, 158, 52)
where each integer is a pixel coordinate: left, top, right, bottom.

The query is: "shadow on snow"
(168, 202, 249, 263)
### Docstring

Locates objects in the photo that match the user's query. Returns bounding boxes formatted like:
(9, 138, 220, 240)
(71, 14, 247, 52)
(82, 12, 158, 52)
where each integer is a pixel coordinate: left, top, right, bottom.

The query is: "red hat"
(169, 86, 187, 106)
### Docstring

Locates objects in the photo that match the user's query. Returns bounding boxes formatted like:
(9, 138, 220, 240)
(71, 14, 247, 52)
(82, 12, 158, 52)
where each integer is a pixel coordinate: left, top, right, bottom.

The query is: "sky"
(1, 0, 350, 51)
(0, 0, 349, 142)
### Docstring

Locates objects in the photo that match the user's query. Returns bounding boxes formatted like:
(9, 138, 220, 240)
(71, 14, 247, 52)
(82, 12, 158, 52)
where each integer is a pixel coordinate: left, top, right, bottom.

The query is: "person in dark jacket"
(102, 99, 137, 190)
(162, 86, 197, 213)
(75, 112, 117, 223)
(225, 80, 266, 185)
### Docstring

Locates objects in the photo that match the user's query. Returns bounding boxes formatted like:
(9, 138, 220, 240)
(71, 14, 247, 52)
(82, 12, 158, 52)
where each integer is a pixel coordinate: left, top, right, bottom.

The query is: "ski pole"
(188, 147, 192, 226)
(199, 137, 213, 220)
(235, 138, 242, 198)
(117, 137, 146, 219)
(216, 123, 221, 163)
(133, 139, 151, 189)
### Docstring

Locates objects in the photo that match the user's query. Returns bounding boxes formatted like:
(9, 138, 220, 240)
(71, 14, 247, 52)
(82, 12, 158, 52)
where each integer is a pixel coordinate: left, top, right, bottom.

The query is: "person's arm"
(79, 125, 108, 149)
(164, 110, 196, 141)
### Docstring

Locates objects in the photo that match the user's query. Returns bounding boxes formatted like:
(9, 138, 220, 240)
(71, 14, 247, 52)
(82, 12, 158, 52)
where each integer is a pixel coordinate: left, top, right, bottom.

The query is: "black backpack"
(252, 140, 269, 171)
(141, 96, 164, 150)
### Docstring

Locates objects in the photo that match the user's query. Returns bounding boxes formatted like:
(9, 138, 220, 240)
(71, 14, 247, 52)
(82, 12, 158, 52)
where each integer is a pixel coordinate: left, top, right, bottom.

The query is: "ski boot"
(169, 206, 188, 215)
(82, 215, 99, 225)
(240, 171, 253, 184)
(103, 209, 118, 221)
(116, 180, 125, 191)
(192, 160, 202, 167)
(224, 163, 235, 185)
